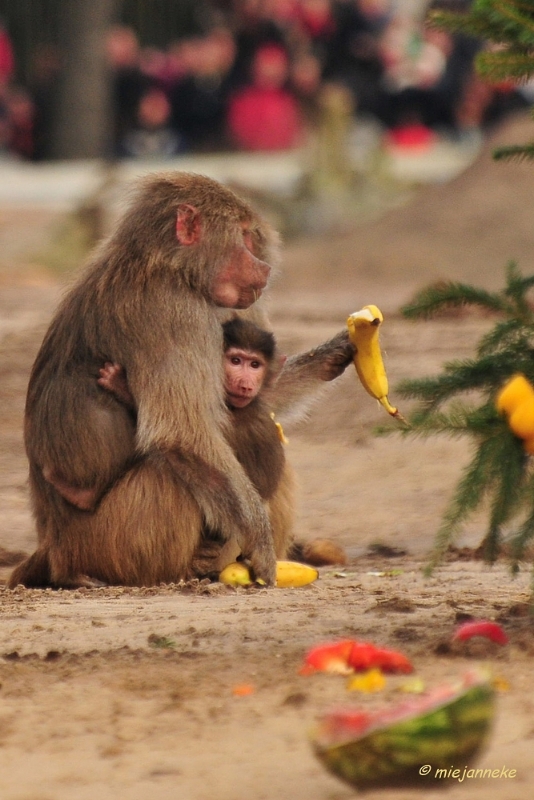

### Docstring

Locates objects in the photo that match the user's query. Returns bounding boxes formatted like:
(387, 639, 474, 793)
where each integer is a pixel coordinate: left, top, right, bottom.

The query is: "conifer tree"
(391, 0, 534, 572)
(430, 0, 534, 160)
(393, 265, 534, 572)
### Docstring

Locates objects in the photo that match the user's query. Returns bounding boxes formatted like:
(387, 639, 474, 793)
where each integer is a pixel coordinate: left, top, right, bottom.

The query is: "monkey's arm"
(264, 329, 355, 418)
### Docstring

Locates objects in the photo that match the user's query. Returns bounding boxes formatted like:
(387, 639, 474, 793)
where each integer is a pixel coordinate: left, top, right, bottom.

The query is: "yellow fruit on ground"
(274, 560, 319, 588)
(496, 374, 534, 415)
(508, 396, 534, 440)
(218, 562, 253, 587)
(218, 560, 319, 588)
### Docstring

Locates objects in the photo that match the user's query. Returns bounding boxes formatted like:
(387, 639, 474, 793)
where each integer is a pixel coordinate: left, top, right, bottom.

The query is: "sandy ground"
(2, 115, 534, 799)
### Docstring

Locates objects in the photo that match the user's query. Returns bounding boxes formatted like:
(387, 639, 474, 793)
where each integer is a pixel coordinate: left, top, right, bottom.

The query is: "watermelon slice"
(311, 670, 495, 790)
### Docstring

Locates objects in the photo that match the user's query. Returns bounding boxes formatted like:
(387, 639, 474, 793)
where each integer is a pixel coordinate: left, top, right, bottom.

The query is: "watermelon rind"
(311, 674, 495, 790)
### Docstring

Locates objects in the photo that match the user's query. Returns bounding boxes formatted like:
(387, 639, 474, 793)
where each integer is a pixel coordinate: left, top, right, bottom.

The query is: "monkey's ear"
(176, 204, 201, 245)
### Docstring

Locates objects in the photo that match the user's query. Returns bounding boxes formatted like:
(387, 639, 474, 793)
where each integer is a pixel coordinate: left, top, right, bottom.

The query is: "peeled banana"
(347, 305, 402, 419)
(219, 560, 319, 588)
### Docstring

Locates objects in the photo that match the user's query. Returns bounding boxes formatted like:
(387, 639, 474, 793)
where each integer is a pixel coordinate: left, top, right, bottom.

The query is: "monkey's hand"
(164, 449, 277, 585)
(98, 362, 135, 409)
(304, 330, 356, 382)
(241, 539, 277, 586)
(242, 548, 276, 586)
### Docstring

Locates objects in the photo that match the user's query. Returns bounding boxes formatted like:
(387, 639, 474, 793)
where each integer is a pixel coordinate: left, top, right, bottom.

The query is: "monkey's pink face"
(224, 347, 267, 408)
(211, 229, 271, 309)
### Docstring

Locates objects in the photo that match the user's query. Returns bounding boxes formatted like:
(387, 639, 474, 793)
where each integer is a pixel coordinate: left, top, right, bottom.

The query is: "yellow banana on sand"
(347, 305, 403, 420)
(219, 560, 318, 588)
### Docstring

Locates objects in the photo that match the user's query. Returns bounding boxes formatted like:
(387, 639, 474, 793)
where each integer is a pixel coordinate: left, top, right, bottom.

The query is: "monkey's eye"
(231, 356, 242, 365)
(251, 360, 263, 369)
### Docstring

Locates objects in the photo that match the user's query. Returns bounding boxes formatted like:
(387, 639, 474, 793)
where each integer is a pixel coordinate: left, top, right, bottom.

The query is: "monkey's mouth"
(226, 393, 253, 409)
(235, 286, 264, 308)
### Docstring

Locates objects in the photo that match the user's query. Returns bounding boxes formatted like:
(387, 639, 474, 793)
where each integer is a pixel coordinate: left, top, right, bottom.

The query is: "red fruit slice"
(453, 620, 509, 645)
(299, 639, 413, 676)
(299, 640, 355, 675)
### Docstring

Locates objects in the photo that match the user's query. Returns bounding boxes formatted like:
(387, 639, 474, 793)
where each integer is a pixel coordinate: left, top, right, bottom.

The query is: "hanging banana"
(347, 305, 404, 420)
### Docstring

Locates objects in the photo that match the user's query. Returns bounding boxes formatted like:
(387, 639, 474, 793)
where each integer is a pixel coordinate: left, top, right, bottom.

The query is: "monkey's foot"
(55, 574, 108, 589)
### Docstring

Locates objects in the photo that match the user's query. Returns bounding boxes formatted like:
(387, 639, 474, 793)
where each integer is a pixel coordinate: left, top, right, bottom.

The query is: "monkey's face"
(224, 347, 267, 408)
(210, 228, 271, 309)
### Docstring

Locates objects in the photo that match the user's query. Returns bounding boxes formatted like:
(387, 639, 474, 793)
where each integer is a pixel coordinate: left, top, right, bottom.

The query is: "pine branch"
(426, 437, 502, 571)
(477, 318, 530, 355)
(483, 438, 527, 560)
(493, 142, 534, 161)
(476, 49, 534, 82)
(510, 510, 534, 563)
(502, 261, 534, 319)
(493, 0, 534, 41)
(509, 468, 534, 565)
(428, 8, 525, 42)
(401, 282, 510, 320)
(399, 403, 477, 436)
(390, 404, 500, 449)
(442, 352, 522, 388)
(397, 350, 532, 408)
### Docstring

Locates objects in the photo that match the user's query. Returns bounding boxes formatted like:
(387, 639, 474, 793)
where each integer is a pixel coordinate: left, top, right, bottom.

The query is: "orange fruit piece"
(509, 396, 534, 440)
(496, 374, 534, 415)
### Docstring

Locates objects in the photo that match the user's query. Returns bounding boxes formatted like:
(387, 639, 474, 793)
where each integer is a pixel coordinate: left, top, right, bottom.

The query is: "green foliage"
(429, 0, 534, 161)
(390, 264, 534, 571)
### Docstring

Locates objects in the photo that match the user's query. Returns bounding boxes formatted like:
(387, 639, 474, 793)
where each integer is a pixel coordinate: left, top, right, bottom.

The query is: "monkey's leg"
(28, 378, 138, 516)
(267, 462, 296, 559)
(193, 464, 296, 576)
(191, 531, 242, 578)
(42, 466, 98, 510)
(45, 455, 203, 587)
(8, 548, 51, 589)
(9, 463, 62, 588)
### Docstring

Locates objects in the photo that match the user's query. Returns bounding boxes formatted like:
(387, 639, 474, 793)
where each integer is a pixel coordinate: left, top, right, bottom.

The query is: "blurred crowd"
(0, 0, 529, 161)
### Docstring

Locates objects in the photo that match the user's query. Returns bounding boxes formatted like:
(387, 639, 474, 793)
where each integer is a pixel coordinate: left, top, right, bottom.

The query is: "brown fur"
(10, 173, 354, 590)
(222, 315, 276, 362)
(10, 173, 281, 589)
(191, 317, 293, 577)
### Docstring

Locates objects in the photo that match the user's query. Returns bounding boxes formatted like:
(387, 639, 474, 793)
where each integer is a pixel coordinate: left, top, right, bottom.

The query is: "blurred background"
(0, 0, 528, 164)
(0, 0, 530, 258)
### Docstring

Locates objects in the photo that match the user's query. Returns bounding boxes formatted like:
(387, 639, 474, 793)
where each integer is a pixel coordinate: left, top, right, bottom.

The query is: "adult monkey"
(10, 172, 354, 590)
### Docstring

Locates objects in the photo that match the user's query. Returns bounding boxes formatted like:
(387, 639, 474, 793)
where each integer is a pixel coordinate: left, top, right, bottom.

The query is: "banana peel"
(219, 560, 319, 588)
(347, 305, 405, 422)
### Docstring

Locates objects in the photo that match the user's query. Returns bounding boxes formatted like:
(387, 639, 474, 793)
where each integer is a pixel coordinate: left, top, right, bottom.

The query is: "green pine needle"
(493, 143, 534, 161)
(398, 266, 534, 574)
(401, 282, 510, 320)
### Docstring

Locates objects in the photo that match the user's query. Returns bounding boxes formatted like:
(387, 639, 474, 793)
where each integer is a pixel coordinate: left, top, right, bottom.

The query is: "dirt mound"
(277, 112, 534, 316)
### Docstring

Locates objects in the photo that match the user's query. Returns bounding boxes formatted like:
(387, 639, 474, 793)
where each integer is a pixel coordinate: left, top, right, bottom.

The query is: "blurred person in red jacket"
(0, 18, 14, 87)
(227, 42, 303, 150)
